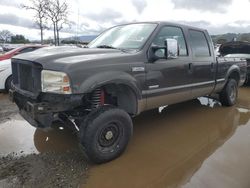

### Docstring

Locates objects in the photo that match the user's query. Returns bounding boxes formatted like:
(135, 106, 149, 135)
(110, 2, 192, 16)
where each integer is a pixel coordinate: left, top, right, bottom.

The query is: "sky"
(0, 0, 250, 40)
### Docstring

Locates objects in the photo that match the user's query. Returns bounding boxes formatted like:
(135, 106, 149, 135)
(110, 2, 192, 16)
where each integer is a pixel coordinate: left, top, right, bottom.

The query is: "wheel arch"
(225, 65, 240, 85)
(5, 74, 12, 91)
(78, 72, 142, 115)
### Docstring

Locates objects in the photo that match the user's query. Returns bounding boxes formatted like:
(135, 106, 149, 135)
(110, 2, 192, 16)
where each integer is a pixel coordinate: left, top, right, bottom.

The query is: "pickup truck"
(10, 22, 247, 163)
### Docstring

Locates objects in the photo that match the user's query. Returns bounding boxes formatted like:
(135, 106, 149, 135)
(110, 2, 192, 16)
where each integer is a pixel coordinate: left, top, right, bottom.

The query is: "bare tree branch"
(45, 0, 69, 46)
(21, 0, 48, 44)
(0, 30, 13, 44)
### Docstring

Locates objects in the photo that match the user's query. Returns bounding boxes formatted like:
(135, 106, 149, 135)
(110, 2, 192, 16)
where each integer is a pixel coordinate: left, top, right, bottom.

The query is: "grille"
(12, 59, 42, 93)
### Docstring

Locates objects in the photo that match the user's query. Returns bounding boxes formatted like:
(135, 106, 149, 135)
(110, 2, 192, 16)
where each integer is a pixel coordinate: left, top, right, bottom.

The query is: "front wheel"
(219, 79, 238, 106)
(79, 106, 133, 163)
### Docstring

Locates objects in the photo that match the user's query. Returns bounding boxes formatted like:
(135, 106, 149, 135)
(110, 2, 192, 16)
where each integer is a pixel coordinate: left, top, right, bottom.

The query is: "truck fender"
(225, 65, 240, 84)
(78, 71, 142, 100)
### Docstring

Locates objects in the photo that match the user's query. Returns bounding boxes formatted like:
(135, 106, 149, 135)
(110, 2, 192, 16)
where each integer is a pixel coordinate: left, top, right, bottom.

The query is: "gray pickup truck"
(10, 22, 247, 163)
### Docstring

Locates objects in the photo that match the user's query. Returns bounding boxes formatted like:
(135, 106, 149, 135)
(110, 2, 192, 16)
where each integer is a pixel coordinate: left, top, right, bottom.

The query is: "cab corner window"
(189, 30, 211, 57)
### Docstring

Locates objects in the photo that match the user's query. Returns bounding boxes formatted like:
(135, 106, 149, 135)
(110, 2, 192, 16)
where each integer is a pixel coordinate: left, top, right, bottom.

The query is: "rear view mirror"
(165, 39, 179, 59)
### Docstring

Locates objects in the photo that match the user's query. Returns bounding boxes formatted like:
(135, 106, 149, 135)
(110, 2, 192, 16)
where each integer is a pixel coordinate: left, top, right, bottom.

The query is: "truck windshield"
(88, 23, 157, 50)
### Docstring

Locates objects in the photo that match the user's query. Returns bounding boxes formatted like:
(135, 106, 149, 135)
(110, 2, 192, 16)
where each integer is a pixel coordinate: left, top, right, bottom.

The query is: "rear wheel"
(219, 79, 238, 106)
(79, 105, 133, 163)
(244, 75, 250, 85)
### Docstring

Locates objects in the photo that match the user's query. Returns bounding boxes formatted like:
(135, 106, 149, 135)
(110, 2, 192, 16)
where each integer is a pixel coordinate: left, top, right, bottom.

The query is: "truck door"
(145, 26, 193, 110)
(188, 30, 216, 98)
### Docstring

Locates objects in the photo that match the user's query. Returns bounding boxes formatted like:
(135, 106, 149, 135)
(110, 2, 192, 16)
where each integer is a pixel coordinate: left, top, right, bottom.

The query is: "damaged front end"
(10, 59, 86, 129)
(10, 87, 85, 128)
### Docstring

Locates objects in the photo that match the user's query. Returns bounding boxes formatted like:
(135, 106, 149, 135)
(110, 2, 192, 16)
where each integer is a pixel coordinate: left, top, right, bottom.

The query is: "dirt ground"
(0, 93, 18, 123)
(0, 94, 88, 188)
(0, 151, 88, 188)
(0, 86, 250, 188)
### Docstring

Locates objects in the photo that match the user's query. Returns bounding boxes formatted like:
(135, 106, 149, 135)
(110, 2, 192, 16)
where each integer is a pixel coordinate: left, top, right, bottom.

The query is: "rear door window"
(189, 30, 210, 57)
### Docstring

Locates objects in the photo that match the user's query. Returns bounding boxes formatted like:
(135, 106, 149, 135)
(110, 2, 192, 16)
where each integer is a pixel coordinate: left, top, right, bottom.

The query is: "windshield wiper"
(95, 44, 130, 53)
(96, 45, 117, 49)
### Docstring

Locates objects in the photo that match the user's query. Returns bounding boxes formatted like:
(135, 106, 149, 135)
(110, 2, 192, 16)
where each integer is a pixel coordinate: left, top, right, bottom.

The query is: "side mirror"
(148, 39, 179, 62)
(165, 39, 178, 59)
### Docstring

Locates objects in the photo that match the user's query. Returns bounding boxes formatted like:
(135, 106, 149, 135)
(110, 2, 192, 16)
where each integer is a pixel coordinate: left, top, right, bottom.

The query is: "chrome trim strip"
(132, 67, 145, 72)
(217, 78, 225, 82)
(143, 81, 215, 95)
(149, 85, 159, 89)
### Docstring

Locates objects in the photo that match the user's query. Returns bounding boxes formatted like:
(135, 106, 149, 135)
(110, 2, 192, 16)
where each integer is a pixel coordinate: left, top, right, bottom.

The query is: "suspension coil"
(91, 88, 105, 109)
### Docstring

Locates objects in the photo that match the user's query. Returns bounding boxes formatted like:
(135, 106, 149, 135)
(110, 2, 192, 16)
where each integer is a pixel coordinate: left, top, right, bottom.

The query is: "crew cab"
(10, 22, 247, 163)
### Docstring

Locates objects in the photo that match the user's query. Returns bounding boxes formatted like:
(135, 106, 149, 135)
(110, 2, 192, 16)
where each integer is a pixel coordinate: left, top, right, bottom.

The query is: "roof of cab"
(115, 21, 208, 32)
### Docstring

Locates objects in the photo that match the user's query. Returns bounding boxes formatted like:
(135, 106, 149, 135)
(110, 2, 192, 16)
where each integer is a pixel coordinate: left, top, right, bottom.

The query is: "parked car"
(0, 59, 12, 91)
(0, 46, 3, 53)
(219, 41, 250, 84)
(2, 44, 15, 52)
(0, 46, 46, 91)
(10, 22, 247, 163)
(0, 45, 45, 61)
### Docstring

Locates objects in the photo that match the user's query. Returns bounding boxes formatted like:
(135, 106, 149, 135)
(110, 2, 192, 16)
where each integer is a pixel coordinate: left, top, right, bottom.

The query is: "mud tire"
(79, 105, 133, 164)
(219, 79, 238, 106)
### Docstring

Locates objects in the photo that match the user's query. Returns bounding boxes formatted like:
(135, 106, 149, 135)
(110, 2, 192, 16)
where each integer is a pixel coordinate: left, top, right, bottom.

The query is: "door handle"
(188, 63, 193, 74)
(211, 63, 216, 72)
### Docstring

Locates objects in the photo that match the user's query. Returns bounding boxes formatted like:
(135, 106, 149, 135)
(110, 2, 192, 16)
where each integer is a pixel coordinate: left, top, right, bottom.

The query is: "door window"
(152, 26, 188, 57)
(189, 30, 211, 57)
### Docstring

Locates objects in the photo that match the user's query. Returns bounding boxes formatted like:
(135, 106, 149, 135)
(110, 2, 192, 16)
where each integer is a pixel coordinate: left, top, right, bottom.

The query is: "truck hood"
(13, 46, 132, 69)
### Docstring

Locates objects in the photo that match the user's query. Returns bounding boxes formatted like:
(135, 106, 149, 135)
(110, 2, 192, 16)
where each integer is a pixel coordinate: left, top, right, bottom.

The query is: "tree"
(217, 38, 228, 45)
(45, 0, 69, 46)
(239, 34, 250, 42)
(11, 35, 30, 44)
(0, 30, 13, 44)
(21, 0, 48, 44)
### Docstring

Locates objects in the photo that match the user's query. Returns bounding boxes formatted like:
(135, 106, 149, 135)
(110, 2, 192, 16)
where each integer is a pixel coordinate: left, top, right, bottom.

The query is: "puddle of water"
(0, 87, 249, 188)
(83, 88, 250, 188)
(0, 116, 37, 156)
(0, 115, 78, 157)
(182, 119, 250, 188)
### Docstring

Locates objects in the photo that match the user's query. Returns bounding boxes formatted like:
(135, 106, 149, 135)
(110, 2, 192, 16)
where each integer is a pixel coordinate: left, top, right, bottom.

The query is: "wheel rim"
(98, 123, 120, 147)
(229, 84, 237, 102)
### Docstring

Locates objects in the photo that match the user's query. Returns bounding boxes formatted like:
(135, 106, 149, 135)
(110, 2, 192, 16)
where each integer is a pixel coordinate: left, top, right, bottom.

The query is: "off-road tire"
(244, 75, 250, 86)
(79, 105, 133, 164)
(219, 79, 238, 106)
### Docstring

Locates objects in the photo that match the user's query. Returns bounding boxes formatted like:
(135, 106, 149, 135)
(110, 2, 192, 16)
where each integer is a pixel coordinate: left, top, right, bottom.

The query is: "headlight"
(41, 70, 72, 94)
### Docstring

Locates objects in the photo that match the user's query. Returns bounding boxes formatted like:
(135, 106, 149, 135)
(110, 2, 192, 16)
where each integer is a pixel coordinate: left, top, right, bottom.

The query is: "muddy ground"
(0, 94, 88, 188)
(0, 93, 18, 123)
(0, 87, 250, 188)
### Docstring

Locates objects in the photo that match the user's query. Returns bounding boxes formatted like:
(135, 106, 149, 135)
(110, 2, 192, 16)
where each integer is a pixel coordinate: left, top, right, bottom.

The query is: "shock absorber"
(91, 88, 105, 109)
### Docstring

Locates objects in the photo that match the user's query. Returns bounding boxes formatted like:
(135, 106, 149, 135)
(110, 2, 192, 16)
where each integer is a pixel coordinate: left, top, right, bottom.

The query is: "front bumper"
(9, 88, 84, 128)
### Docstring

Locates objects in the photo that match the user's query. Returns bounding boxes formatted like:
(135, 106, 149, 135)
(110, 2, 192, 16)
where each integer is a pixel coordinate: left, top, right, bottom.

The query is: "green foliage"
(238, 34, 250, 42)
(11, 35, 30, 44)
(212, 33, 250, 44)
